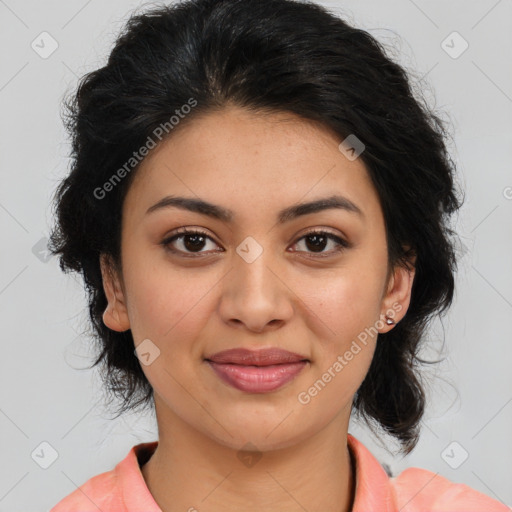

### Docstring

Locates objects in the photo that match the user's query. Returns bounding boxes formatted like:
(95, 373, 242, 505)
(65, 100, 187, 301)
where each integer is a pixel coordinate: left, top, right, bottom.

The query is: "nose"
(218, 245, 294, 333)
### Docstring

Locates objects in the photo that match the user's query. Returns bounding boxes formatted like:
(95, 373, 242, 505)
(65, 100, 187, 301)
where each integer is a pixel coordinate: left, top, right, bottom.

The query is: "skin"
(100, 105, 415, 512)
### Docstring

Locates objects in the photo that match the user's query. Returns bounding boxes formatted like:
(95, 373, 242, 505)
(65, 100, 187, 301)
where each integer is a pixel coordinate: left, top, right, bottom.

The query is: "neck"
(141, 408, 355, 512)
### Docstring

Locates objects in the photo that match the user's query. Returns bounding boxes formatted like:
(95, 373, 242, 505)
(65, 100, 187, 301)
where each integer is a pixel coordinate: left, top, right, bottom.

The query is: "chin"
(202, 413, 316, 453)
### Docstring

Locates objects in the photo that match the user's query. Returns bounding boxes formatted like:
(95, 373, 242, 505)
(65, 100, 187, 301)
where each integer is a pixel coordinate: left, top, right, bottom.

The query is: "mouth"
(205, 348, 310, 393)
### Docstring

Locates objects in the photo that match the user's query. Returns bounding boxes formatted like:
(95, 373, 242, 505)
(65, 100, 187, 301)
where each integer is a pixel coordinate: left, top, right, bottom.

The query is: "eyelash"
(160, 227, 350, 258)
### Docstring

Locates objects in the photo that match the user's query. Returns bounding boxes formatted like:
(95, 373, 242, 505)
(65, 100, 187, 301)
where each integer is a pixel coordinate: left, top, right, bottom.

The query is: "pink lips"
(205, 348, 309, 393)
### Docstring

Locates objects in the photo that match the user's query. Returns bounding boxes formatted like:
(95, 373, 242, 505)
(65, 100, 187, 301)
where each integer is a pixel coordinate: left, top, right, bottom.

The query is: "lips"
(205, 348, 310, 393)
(206, 348, 309, 366)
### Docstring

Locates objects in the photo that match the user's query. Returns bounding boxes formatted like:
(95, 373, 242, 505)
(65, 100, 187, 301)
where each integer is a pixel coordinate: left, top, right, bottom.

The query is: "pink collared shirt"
(50, 433, 509, 511)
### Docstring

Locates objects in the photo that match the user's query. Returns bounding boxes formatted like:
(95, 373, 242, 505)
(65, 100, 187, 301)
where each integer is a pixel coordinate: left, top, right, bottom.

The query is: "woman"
(48, 0, 508, 510)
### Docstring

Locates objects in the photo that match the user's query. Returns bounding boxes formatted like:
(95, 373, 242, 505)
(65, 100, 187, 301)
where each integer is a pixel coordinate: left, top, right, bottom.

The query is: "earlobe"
(99, 253, 131, 332)
(379, 258, 416, 332)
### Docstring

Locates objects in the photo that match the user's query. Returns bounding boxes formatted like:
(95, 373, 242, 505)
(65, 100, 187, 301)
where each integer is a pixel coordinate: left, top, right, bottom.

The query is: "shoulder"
(49, 468, 121, 511)
(49, 441, 159, 512)
(390, 466, 510, 512)
(347, 434, 509, 512)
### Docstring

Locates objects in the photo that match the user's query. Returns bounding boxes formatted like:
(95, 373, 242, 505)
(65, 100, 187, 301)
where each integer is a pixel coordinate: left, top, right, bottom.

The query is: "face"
(100, 105, 415, 452)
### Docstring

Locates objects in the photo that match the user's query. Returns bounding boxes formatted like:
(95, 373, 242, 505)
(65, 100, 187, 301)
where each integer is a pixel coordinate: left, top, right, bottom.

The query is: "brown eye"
(291, 230, 349, 255)
(161, 228, 349, 258)
(161, 229, 222, 256)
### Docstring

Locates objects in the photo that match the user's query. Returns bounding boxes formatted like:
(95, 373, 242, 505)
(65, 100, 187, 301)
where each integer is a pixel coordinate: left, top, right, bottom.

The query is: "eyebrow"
(145, 194, 364, 223)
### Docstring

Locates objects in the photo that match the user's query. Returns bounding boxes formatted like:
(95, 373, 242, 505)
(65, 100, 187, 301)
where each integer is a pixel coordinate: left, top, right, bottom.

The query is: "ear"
(99, 253, 131, 332)
(378, 251, 416, 333)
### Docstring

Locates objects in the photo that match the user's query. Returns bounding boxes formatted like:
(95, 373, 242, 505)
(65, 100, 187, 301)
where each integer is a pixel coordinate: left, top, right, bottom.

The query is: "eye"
(290, 230, 350, 256)
(161, 228, 350, 258)
(161, 228, 223, 257)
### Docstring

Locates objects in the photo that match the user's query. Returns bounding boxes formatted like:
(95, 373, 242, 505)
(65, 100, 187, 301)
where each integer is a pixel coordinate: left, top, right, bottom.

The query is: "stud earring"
(385, 316, 395, 326)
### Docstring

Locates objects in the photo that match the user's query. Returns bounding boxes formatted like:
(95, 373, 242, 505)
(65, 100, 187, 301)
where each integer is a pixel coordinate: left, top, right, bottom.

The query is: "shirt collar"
(118, 440, 161, 511)
(348, 433, 396, 511)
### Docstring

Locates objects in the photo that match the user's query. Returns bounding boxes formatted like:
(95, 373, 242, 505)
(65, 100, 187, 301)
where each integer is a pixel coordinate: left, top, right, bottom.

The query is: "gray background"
(0, 0, 511, 510)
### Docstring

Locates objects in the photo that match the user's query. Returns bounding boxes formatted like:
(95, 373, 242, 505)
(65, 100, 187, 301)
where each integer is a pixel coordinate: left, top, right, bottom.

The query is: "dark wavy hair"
(48, 0, 462, 455)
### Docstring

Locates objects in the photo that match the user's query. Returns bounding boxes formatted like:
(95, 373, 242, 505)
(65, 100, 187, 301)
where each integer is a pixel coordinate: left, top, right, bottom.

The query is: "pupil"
(184, 234, 206, 252)
(306, 234, 327, 252)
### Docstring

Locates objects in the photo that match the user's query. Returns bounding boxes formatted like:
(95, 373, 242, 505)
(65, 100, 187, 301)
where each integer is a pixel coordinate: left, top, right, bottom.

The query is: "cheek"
(295, 250, 387, 383)
(293, 271, 382, 418)
(305, 264, 385, 341)
(122, 253, 221, 344)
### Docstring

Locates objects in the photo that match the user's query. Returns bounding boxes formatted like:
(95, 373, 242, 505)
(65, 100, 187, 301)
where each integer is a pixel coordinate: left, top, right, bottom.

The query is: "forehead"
(122, 106, 381, 226)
